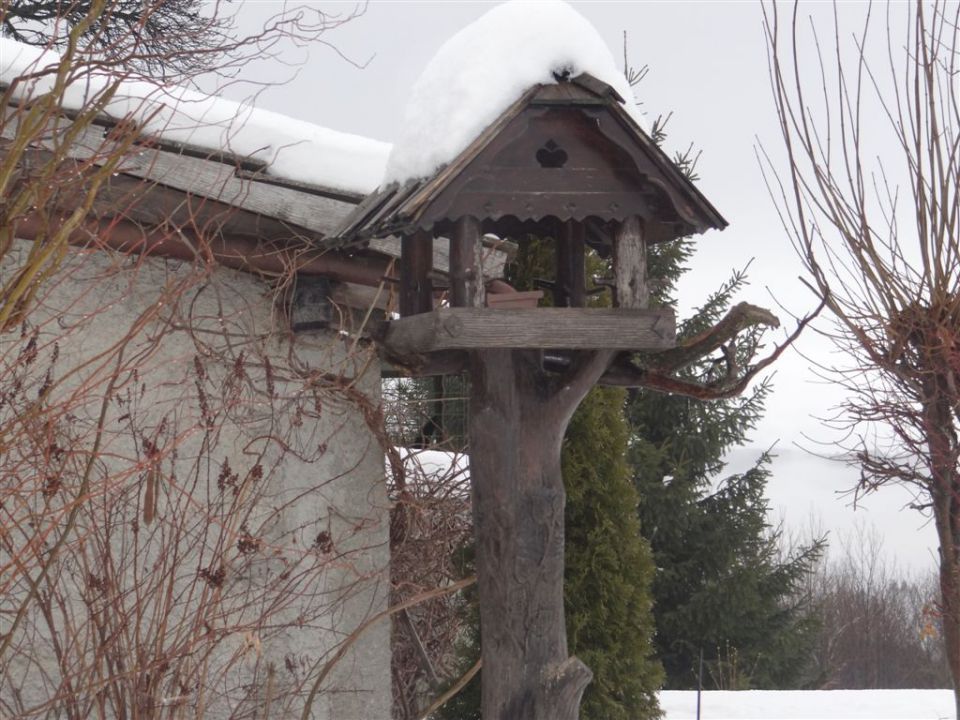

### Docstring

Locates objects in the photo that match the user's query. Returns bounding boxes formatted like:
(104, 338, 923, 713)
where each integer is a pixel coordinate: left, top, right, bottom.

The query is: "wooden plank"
(413, 231, 435, 314)
(571, 72, 624, 102)
(1, 138, 332, 247)
(1, 103, 355, 237)
(234, 167, 364, 203)
(117, 145, 355, 236)
(399, 234, 418, 317)
(613, 216, 648, 309)
(1, 105, 518, 277)
(1, 96, 272, 170)
(382, 307, 674, 354)
(449, 217, 472, 306)
(1, 102, 109, 159)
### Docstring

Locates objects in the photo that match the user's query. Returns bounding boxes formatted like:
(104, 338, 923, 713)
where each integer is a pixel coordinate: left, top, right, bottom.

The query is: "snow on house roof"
(0, 37, 391, 196)
(383, 0, 647, 184)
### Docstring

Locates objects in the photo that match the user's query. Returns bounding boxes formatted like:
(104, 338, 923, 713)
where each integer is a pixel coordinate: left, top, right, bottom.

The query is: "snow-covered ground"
(660, 690, 954, 720)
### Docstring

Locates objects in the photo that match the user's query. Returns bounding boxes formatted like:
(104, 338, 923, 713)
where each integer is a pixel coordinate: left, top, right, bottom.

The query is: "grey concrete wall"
(0, 241, 391, 719)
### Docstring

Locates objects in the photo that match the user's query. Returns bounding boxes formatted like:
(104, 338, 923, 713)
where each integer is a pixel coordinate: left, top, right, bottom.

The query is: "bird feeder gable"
(337, 73, 727, 244)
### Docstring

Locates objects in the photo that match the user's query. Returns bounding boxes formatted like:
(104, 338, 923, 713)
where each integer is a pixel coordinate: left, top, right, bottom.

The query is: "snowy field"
(660, 690, 954, 719)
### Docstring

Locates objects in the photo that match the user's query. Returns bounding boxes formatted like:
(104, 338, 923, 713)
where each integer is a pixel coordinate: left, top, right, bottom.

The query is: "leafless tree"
(0, 2, 407, 717)
(380, 379, 477, 720)
(1, 0, 365, 80)
(762, 1, 960, 712)
(795, 523, 949, 689)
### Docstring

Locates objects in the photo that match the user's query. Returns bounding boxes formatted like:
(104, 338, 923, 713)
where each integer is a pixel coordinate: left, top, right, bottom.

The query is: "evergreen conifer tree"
(564, 385, 662, 718)
(629, 235, 826, 690)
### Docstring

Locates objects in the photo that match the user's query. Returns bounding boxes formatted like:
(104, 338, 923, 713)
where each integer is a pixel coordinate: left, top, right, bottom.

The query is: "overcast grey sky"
(222, 0, 939, 571)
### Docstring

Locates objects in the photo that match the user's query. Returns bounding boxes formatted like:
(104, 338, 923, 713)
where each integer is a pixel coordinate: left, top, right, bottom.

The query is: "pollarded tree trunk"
(923, 382, 960, 719)
(468, 348, 596, 720)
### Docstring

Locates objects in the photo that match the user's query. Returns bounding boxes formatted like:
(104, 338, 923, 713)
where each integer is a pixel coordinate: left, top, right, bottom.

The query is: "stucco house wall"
(0, 240, 391, 719)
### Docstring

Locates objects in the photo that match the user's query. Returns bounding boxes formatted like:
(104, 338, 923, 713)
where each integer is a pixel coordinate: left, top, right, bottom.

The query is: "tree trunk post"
(463, 216, 651, 719)
(468, 348, 597, 720)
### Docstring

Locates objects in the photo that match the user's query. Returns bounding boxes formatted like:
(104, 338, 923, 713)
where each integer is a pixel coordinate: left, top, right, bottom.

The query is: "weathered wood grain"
(467, 346, 608, 720)
(613, 216, 649, 309)
(467, 349, 574, 720)
(450, 216, 485, 308)
(399, 230, 433, 317)
(1, 103, 354, 237)
(382, 307, 674, 355)
(556, 220, 586, 307)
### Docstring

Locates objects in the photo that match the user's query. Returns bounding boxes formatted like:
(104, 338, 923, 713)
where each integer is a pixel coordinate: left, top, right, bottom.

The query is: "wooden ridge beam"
(380, 307, 674, 355)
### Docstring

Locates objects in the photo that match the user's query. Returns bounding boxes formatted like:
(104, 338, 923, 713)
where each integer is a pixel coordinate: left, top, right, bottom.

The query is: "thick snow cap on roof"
(383, 0, 646, 184)
(0, 38, 390, 195)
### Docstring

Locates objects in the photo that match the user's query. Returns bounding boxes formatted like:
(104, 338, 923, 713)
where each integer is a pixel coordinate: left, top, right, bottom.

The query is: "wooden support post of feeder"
(399, 229, 434, 316)
(554, 219, 586, 308)
(450, 215, 485, 308)
(563, 219, 587, 307)
(613, 215, 649, 310)
(467, 345, 601, 720)
(554, 222, 570, 307)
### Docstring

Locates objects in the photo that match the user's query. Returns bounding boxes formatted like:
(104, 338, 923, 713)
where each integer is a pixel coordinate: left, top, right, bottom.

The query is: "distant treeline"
(794, 524, 949, 690)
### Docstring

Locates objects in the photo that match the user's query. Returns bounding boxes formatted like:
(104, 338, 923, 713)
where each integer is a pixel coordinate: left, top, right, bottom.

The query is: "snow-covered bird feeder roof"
(382, 0, 648, 186)
(339, 71, 726, 247)
(338, 0, 726, 247)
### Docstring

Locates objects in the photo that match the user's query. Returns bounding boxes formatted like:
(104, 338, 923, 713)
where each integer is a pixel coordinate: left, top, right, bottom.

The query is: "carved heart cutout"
(536, 139, 568, 169)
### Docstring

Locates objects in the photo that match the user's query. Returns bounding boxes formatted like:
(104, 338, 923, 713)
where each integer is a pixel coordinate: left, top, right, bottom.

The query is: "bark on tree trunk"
(932, 474, 960, 720)
(923, 385, 960, 719)
(468, 348, 593, 720)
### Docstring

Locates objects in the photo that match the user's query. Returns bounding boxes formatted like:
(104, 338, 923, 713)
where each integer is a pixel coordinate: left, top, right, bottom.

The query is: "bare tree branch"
(761, 0, 960, 710)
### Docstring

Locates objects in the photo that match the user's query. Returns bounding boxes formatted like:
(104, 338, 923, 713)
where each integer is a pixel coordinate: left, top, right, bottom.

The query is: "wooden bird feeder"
(340, 72, 728, 720)
(341, 72, 725, 350)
